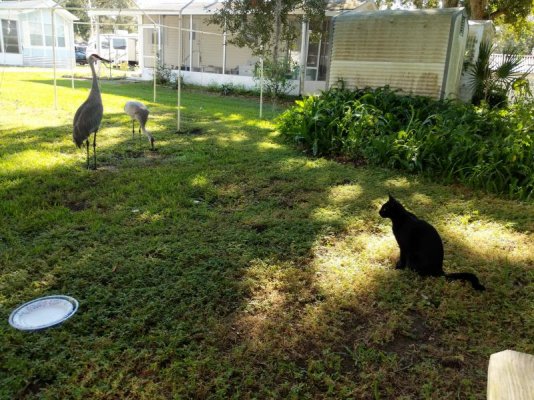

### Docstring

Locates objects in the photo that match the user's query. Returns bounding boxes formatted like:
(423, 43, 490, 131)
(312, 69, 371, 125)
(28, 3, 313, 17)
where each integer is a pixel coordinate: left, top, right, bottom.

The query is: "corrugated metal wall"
(328, 8, 468, 99)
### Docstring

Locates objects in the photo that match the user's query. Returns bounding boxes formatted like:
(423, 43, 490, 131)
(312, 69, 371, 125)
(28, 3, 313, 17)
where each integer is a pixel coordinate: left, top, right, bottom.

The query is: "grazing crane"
(124, 101, 155, 150)
(73, 53, 108, 170)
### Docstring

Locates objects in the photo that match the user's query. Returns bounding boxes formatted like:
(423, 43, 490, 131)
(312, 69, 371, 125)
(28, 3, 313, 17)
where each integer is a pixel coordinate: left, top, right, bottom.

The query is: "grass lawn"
(0, 67, 533, 399)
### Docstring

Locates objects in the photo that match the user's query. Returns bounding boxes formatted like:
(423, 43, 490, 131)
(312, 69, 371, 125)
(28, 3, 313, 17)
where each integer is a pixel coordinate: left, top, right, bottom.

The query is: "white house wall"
(144, 15, 257, 74)
(16, 9, 74, 68)
(142, 67, 326, 96)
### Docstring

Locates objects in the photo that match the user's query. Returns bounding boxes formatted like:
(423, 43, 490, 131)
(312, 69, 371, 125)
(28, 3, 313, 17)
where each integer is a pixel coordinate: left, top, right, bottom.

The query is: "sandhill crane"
(73, 53, 108, 170)
(124, 101, 155, 150)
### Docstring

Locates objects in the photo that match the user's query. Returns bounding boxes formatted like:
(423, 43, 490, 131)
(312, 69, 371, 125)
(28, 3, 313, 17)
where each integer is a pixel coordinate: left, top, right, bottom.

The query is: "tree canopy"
(63, 0, 134, 41)
(376, 0, 533, 23)
(209, 0, 327, 60)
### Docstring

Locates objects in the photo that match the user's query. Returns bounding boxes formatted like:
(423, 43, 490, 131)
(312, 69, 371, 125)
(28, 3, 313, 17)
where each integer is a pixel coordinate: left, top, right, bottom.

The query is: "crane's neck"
(89, 57, 101, 95)
(141, 126, 154, 141)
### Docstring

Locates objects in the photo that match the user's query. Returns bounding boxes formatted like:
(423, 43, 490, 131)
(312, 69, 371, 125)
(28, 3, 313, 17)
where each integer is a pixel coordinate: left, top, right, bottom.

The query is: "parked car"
(75, 46, 87, 65)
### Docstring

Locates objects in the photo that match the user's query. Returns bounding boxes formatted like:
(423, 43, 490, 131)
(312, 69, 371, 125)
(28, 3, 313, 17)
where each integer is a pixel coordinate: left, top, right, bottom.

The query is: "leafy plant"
(277, 86, 534, 200)
(467, 41, 531, 108)
(156, 64, 183, 89)
(254, 57, 297, 99)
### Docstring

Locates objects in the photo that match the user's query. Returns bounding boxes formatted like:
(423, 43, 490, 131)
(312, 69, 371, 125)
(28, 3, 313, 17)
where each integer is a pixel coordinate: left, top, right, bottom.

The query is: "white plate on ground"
(8, 295, 79, 331)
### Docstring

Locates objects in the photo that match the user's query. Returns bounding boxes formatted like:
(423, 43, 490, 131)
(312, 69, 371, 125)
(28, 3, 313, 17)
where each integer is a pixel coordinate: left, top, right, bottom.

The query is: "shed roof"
(87, 0, 376, 17)
(0, 0, 79, 20)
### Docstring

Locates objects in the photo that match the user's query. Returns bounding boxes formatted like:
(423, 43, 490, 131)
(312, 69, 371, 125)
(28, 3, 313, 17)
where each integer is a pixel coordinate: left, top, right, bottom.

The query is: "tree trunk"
(273, 0, 282, 63)
(469, 0, 488, 20)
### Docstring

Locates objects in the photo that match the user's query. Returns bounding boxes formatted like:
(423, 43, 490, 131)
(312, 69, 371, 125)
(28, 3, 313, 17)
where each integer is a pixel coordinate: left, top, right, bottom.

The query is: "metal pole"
(177, 12, 182, 132)
(222, 18, 227, 74)
(138, 17, 144, 70)
(259, 55, 264, 119)
(96, 18, 101, 54)
(71, 21, 75, 90)
(299, 20, 309, 97)
(51, 9, 57, 110)
(189, 14, 193, 71)
(108, 35, 112, 79)
(177, 0, 194, 132)
(153, 25, 157, 102)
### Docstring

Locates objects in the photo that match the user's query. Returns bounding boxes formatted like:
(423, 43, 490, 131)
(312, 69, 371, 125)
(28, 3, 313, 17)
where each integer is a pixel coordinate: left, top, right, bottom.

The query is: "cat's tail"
(445, 273, 486, 291)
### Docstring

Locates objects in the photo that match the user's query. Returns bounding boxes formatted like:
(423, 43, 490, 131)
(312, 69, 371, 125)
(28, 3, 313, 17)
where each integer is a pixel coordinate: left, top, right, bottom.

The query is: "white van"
(87, 31, 138, 66)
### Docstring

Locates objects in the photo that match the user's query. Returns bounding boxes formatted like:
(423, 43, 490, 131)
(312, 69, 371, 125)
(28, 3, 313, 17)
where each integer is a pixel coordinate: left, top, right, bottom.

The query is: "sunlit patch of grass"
(1, 150, 71, 172)
(310, 207, 343, 222)
(328, 184, 363, 204)
(443, 214, 533, 265)
(257, 141, 282, 150)
(384, 176, 413, 189)
(216, 132, 248, 144)
(410, 192, 434, 205)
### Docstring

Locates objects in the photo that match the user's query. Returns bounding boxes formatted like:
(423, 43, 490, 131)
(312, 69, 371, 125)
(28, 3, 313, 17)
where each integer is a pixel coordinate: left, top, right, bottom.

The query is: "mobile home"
(0, 0, 77, 68)
(328, 8, 469, 100)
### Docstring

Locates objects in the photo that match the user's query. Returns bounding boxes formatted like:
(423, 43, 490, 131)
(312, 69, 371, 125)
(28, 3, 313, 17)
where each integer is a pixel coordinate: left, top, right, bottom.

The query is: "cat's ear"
(388, 193, 395, 201)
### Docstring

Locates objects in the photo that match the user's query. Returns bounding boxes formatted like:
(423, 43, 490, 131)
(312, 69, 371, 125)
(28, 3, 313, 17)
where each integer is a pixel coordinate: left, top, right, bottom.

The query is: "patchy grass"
(0, 67, 533, 399)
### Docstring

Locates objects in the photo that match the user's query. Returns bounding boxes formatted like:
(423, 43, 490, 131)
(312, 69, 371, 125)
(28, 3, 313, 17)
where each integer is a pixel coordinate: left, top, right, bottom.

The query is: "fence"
(490, 53, 534, 73)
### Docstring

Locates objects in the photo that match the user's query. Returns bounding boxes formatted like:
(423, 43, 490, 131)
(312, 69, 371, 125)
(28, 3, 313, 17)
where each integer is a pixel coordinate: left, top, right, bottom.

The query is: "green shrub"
(156, 64, 184, 89)
(277, 86, 533, 200)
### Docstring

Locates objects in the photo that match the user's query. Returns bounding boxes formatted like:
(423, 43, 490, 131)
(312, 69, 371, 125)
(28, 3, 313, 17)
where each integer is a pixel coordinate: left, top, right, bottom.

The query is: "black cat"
(379, 195, 485, 291)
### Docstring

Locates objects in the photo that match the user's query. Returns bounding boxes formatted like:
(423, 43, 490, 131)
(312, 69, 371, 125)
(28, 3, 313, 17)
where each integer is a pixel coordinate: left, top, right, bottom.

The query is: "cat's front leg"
(395, 251, 406, 269)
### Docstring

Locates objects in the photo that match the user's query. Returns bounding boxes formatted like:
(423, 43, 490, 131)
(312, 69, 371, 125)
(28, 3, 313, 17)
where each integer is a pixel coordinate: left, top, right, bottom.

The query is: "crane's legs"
(132, 121, 135, 139)
(92, 131, 98, 170)
(85, 140, 90, 170)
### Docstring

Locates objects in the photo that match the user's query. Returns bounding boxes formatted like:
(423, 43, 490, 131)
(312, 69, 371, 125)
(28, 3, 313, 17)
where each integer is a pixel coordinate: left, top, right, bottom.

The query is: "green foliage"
(206, 82, 259, 97)
(277, 86, 534, 200)
(494, 19, 534, 54)
(486, 0, 534, 24)
(467, 41, 531, 108)
(208, 0, 326, 58)
(254, 58, 297, 99)
(155, 64, 183, 89)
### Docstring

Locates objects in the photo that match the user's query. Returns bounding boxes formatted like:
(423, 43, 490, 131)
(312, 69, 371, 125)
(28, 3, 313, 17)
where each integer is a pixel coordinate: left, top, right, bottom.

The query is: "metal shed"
(328, 8, 469, 100)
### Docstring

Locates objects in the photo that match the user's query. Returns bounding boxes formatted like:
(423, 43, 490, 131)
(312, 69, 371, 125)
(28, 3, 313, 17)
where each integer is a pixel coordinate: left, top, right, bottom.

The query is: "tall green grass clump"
(277, 86, 533, 200)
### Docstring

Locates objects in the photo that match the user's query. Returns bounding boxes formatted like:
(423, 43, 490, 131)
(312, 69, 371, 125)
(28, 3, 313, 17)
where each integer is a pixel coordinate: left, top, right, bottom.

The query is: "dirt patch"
(383, 310, 431, 355)
(64, 200, 89, 212)
(177, 127, 204, 135)
(146, 150, 162, 159)
(124, 149, 145, 159)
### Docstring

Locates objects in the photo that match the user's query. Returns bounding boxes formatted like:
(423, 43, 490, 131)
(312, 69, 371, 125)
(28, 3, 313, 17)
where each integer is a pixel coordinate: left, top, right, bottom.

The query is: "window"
(55, 20, 65, 47)
(29, 21, 43, 46)
(42, 10, 53, 46)
(44, 22, 53, 46)
(101, 39, 110, 49)
(28, 10, 43, 46)
(113, 38, 126, 50)
(1, 20, 20, 53)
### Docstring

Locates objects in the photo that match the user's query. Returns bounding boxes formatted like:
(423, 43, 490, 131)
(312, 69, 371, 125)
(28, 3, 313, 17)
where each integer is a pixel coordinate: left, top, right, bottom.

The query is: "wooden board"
(487, 350, 534, 399)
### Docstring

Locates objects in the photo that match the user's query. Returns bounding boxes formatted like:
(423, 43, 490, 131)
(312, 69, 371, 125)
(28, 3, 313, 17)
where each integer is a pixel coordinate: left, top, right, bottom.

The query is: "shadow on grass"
(1, 83, 533, 399)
